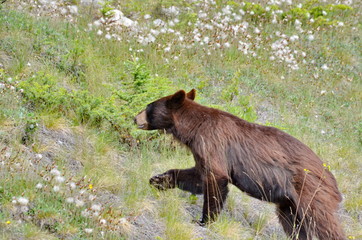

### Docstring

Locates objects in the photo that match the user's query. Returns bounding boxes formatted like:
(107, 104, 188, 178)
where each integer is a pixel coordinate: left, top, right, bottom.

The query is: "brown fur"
(134, 89, 345, 240)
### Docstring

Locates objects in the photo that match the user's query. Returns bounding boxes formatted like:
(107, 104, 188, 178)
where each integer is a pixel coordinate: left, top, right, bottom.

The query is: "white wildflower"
(164, 46, 171, 52)
(55, 176, 65, 183)
(81, 209, 90, 217)
(320, 90, 327, 95)
(307, 35, 314, 41)
(119, 16, 136, 28)
(222, 6, 232, 15)
(66, 197, 74, 203)
(89, 194, 96, 201)
(168, 20, 175, 27)
(100, 219, 107, 225)
(69, 182, 76, 190)
(84, 228, 93, 234)
(198, 12, 208, 18)
(97, 30, 103, 35)
(254, 28, 260, 34)
(17, 197, 29, 206)
(163, 6, 179, 17)
(144, 14, 151, 20)
(93, 20, 101, 26)
(91, 204, 102, 211)
(321, 64, 329, 70)
(234, 15, 242, 21)
(290, 35, 299, 42)
(105, 34, 111, 40)
(0, 83, 4, 89)
(106, 9, 123, 22)
(53, 186, 60, 192)
(224, 42, 231, 48)
(153, 19, 165, 27)
(150, 29, 160, 36)
(68, 5, 78, 14)
(35, 183, 43, 189)
(50, 168, 61, 176)
(60, 8, 68, 15)
(75, 199, 85, 207)
(119, 218, 127, 224)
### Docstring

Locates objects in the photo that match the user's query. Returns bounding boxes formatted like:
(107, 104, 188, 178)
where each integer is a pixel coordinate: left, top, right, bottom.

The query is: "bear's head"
(134, 89, 196, 130)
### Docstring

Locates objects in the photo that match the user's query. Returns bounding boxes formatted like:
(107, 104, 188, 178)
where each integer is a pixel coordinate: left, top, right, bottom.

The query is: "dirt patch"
(130, 211, 165, 240)
(36, 126, 84, 175)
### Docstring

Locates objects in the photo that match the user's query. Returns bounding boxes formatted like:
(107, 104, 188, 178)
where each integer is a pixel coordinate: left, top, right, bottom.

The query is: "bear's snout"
(134, 110, 149, 130)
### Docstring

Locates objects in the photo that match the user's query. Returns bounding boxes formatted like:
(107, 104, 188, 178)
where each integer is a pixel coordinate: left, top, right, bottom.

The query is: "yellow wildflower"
(6, 221, 11, 224)
(88, 184, 93, 190)
(323, 163, 331, 171)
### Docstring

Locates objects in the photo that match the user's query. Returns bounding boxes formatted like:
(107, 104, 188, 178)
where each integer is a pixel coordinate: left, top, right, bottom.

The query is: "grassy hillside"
(0, 0, 361, 239)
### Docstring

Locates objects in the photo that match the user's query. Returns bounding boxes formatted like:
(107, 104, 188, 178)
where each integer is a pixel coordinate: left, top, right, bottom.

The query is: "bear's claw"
(192, 218, 206, 227)
(149, 173, 174, 190)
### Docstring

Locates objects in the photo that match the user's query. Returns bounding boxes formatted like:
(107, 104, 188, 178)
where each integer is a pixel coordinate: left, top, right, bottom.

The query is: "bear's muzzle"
(134, 110, 149, 130)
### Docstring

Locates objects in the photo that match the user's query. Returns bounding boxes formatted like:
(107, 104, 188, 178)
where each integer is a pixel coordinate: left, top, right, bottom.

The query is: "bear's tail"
(297, 184, 345, 240)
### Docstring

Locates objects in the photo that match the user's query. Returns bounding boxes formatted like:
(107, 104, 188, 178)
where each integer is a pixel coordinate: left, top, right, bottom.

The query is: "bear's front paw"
(149, 173, 175, 190)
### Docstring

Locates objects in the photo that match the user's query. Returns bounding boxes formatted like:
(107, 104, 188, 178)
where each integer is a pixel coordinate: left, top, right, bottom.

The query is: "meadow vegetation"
(0, 0, 361, 239)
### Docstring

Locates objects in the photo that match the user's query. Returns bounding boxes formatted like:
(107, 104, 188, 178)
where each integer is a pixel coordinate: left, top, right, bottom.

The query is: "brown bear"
(134, 89, 345, 240)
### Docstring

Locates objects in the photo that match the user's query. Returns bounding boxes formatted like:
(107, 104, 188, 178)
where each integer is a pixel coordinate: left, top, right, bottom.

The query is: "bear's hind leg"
(277, 202, 312, 240)
(150, 167, 203, 194)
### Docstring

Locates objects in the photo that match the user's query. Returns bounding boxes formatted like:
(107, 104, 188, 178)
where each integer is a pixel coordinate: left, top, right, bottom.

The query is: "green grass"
(0, 0, 361, 239)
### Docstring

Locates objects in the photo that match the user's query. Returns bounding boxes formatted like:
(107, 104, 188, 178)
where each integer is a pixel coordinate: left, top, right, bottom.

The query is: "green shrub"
(16, 61, 175, 144)
(282, 2, 352, 26)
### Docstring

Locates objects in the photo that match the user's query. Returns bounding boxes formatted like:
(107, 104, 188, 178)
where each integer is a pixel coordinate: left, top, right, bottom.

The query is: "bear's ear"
(186, 89, 196, 101)
(167, 90, 186, 109)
